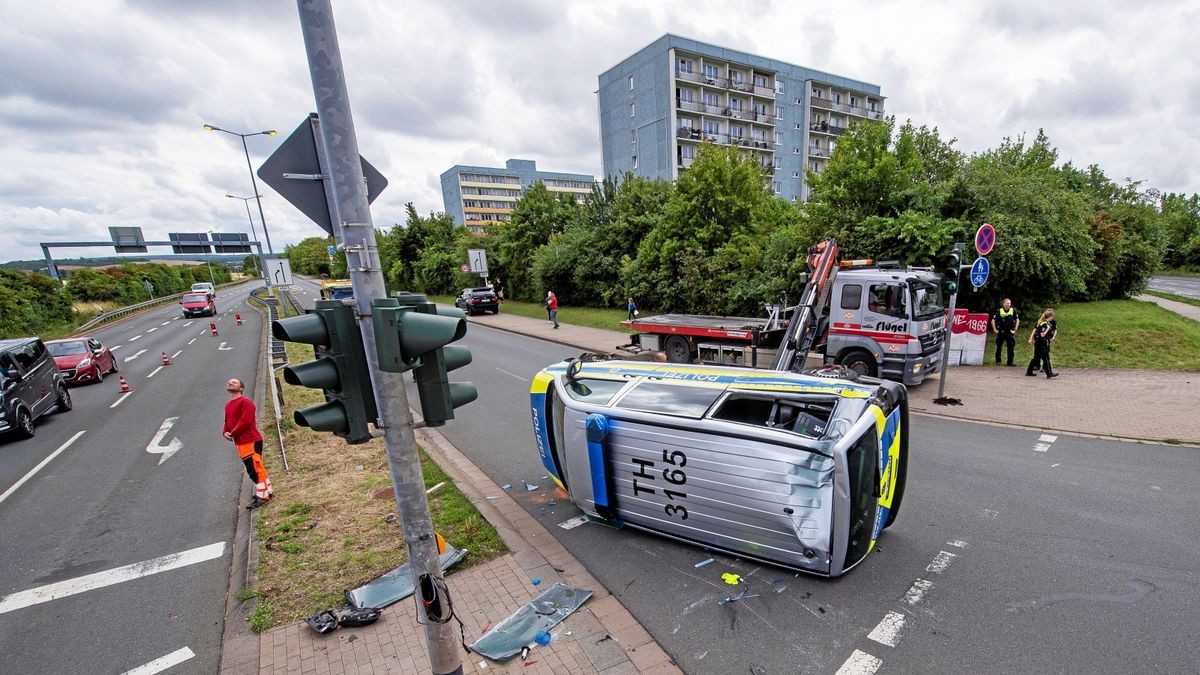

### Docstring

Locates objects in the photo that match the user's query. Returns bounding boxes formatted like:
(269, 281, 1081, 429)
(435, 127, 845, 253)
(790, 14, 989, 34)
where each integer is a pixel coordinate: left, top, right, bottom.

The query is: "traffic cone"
(235, 314, 243, 326)
(118, 375, 131, 393)
(210, 322, 219, 336)
(161, 352, 171, 366)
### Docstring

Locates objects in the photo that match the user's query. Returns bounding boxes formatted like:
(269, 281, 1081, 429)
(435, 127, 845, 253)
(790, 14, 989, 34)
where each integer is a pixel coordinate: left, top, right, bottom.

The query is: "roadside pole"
(295, 3, 462, 674)
(936, 243, 966, 402)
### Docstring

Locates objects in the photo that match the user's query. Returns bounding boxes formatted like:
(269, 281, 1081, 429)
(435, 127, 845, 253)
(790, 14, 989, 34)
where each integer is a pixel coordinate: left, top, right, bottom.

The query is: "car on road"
(46, 337, 118, 385)
(191, 281, 216, 297)
(181, 292, 217, 317)
(530, 358, 908, 577)
(0, 337, 71, 439)
(454, 287, 499, 315)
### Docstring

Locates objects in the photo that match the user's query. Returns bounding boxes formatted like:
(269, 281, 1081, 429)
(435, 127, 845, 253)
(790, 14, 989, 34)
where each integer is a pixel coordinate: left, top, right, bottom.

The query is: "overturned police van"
(529, 358, 908, 577)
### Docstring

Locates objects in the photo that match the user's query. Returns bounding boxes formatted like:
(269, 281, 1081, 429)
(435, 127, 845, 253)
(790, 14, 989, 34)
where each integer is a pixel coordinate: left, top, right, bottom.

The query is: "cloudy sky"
(2, 0, 1197, 264)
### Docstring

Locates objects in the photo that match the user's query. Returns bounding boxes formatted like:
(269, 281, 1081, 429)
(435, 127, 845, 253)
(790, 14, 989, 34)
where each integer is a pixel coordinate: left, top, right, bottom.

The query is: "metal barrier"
(72, 279, 256, 335)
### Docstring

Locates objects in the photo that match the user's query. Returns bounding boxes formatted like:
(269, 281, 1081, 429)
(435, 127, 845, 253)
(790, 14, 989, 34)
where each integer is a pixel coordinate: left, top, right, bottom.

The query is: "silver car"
(530, 359, 908, 577)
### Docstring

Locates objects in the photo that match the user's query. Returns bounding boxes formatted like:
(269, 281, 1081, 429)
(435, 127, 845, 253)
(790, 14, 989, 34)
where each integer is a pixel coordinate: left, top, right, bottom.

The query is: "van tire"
(56, 385, 72, 413)
(14, 407, 34, 439)
(838, 350, 877, 378)
(664, 336, 692, 363)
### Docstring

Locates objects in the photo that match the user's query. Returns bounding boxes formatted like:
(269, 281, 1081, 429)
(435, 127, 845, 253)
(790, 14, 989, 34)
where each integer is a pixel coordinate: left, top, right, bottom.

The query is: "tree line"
(283, 118, 1198, 316)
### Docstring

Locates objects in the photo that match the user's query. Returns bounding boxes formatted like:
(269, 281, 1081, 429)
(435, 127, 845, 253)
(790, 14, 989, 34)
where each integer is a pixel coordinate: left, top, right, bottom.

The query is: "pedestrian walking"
(627, 297, 638, 321)
(223, 377, 273, 508)
(546, 291, 559, 329)
(1025, 309, 1059, 379)
(991, 298, 1021, 366)
(494, 278, 504, 303)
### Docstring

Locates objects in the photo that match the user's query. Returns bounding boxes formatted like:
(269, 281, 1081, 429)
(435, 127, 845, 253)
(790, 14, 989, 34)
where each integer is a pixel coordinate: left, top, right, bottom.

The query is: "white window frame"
(632, 129, 637, 144)
(632, 155, 638, 169)
(775, 131, 783, 145)
(630, 103, 635, 117)
(629, 75, 634, 90)
(678, 58, 692, 74)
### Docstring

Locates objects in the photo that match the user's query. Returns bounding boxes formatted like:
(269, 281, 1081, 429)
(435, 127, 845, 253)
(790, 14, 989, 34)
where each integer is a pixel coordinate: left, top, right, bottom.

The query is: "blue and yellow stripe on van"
(529, 371, 563, 488)
(869, 404, 903, 548)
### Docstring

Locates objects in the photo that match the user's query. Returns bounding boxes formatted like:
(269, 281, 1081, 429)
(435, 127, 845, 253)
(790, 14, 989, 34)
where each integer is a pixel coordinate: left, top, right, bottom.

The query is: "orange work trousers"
(236, 440, 272, 500)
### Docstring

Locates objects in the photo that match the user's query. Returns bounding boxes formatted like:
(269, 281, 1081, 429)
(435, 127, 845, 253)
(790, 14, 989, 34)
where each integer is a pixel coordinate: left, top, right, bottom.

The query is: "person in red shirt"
(546, 291, 559, 329)
(223, 377, 272, 508)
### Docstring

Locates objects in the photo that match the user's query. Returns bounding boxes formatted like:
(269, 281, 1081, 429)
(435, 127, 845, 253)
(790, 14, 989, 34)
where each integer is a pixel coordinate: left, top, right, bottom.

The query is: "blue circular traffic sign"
(975, 223, 996, 256)
(970, 257, 990, 288)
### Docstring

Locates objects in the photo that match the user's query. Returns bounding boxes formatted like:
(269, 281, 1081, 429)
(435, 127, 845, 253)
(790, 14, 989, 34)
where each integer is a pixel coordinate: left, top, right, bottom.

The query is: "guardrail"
(71, 279, 256, 335)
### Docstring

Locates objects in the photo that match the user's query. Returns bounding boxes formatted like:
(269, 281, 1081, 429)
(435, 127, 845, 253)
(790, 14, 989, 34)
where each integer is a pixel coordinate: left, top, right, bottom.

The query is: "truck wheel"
(838, 350, 877, 378)
(664, 336, 692, 363)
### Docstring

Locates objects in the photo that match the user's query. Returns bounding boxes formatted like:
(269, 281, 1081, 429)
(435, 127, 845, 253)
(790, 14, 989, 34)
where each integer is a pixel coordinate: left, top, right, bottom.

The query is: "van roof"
(543, 360, 875, 397)
(0, 337, 40, 351)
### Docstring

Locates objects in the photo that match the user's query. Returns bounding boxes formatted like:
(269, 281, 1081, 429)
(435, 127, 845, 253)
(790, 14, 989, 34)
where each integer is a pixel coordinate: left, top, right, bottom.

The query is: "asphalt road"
(1148, 275, 1200, 300)
(0, 284, 264, 674)
(435, 318, 1199, 674)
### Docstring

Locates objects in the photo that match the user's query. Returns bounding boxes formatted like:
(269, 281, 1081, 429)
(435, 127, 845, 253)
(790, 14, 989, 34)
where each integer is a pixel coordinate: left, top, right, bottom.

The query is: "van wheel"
(664, 336, 692, 363)
(838, 350, 877, 378)
(14, 407, 34, 439)
(56, 385, 72, 412)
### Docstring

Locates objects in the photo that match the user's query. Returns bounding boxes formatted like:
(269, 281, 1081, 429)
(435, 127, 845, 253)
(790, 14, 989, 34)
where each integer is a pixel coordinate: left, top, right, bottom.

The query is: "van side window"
(840, 284, 862, 310)
(712, 395, 835, 438)
(564, 378, 626, 405)
(15, 344, 39, 368)
(616, 382, 722, 418)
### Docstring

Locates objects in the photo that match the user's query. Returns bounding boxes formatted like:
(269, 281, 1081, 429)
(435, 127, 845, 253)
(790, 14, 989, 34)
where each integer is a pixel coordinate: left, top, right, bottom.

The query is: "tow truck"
(621, 238, 946, 386)
(319, 279, 354, 300)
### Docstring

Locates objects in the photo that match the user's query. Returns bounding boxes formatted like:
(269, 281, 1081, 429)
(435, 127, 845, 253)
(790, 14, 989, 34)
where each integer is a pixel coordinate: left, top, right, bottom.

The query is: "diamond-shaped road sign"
(257, 113, 387, 235)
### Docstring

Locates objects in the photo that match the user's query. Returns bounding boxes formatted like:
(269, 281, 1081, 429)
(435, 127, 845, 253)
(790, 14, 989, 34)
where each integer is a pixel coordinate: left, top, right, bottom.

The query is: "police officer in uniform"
(991, 298, 1020, 366)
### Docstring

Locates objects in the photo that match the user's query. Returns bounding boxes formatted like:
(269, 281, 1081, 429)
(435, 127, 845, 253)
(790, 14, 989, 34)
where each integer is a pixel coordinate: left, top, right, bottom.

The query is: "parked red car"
(46, 337, 118, 385)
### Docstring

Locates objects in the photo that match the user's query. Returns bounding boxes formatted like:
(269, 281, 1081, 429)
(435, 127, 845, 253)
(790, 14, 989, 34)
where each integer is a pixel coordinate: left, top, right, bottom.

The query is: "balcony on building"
(808, 145, 831, 159)
(675, 97, 775, 127)
(674, 59, 777, 100)
(676, 126, 775, 151)
(809, 121, 848, 137)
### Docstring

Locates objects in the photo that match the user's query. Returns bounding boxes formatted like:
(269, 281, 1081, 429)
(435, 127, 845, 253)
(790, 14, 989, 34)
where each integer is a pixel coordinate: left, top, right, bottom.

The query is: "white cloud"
(2, 0, 1197, 263)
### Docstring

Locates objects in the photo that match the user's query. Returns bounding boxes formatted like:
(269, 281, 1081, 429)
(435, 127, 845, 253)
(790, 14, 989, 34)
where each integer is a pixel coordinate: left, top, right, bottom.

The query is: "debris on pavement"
(305, 609, 339, 634)
(345, 544, 468, 609)
(694, 558, 714, 568)
(338, 607, 382, 628)
(722, 572, 742, 585)
(469, 583, 593, 661)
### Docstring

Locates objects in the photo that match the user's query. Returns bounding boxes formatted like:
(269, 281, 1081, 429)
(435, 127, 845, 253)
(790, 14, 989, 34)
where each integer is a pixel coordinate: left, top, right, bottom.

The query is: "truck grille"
(919, 329, 943, 356)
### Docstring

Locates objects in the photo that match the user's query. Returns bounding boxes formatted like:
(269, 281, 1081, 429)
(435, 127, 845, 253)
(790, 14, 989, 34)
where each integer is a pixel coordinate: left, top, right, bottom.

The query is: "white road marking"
(1038, 434, 1058, 443)
(217, 342, 232, 351)
(948, 540, 969, 549)
(926, 551, 958, 574)
(121, 647, 196, 675)
(867, 611, 906, 647)
(558, 515, 590, 530)
(0, 542, 225, 615)
(146, 417, 183, 464)
(902, 578, 935, 605)
(160, 321, 171, 326)
(147, 366, 164, 379)
(112, 345, 123, 351)
(187, 338, 197, 345)
(1033, 443, 1052, 453)
(129, 335, 142, 341)
(110, 392, 133, 408)
(147, 327, 158, 333)
(184, 321, 194, 327)
(835, 649, 882, 675)
(0, 431, 86, 507)
(171, 350, 182, 359)
(495, 367, 526, 381)
(124, 349, 148, 362)
(1051, 463, 1060, 468)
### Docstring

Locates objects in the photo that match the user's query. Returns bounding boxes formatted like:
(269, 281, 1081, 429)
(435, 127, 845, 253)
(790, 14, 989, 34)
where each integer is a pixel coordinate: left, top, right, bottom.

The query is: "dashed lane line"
(187, 338, 197, 345)
(160, 321, 171, 326)
(835, 649, 882, 675)
(495, 367, 526, 381)
(112, 345, 122, 351)
(147, 327, 158, 333)
(867, 611, 906, 648)
(901, 579, 935, 606)
(111, 392, 133, 408)
(129, 335, 142, 341)
(171, 350, 182, 359)
(121, 647, 195, 675)
(926, 550, 958, 574)
(0, 542, 226, 615)
(147, 366, 164, 379)
(0, 431, 86, 507)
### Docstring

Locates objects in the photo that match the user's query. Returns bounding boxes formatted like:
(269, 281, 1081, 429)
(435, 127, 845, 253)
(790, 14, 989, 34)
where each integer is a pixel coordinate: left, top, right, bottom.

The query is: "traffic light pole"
(936, 243, 966, 401)
(296, 3, 462, 674)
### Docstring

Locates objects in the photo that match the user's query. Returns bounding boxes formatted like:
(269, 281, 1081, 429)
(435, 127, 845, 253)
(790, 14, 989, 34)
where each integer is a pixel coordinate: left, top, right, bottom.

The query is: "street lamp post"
(203, 124, 277, 257)
(226, 193, 268, 280)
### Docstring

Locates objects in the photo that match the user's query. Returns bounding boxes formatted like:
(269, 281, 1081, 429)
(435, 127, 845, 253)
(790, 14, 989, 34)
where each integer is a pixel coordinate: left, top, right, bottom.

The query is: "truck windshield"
(909, 281, 943, 320)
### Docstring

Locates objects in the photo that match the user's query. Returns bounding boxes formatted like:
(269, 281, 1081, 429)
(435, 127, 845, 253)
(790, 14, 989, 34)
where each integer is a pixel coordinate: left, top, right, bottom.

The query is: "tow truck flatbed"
(620, 313, 774, 341)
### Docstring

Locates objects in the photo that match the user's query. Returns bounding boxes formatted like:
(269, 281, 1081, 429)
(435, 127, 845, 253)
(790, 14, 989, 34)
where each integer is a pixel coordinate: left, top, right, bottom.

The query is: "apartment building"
(598, 35, 884, 202)
(439, 158, 595, 233)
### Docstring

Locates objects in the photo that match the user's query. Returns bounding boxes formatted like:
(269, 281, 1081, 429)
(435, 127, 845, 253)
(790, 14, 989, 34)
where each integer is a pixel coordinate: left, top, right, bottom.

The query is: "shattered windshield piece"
(469, 583, 593, 660)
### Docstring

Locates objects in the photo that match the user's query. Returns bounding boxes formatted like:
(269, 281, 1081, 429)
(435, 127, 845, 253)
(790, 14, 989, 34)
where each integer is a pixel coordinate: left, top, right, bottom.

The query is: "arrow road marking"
(0, 542, 224, 615)
(217, 342, 232, 351)
(146, 417, 183, 465)
(121, 647, 195, 675)
(0, 431, 86, 507)
(124, 349, 148, 363)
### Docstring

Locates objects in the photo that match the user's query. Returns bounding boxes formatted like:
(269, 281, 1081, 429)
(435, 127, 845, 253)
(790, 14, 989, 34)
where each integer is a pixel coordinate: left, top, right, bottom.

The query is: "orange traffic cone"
(161, 352, 171, 366)
(235, 314, 243, 326)
(210, 322, 219, 336)
(118, 375, 131, 393)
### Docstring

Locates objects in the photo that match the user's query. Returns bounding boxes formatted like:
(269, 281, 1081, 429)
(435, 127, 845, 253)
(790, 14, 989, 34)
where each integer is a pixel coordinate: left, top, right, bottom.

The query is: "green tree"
(494, 183, 579, 301)
(284, 236, 335, 276)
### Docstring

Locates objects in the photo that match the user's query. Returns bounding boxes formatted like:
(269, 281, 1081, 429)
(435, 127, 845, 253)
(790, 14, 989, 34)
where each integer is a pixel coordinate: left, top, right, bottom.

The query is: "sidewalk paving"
(1137, 293, 1200, 323)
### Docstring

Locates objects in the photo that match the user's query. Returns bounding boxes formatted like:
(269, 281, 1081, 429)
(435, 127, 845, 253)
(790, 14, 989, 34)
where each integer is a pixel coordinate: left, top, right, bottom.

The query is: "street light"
(226, 193, 268, 279)
(203, 124, 278, 257)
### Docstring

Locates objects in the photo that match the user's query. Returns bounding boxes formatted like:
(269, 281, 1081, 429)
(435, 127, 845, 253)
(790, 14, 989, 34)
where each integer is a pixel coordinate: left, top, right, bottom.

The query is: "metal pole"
(936, 243, 965, 400)
(242, 198, 269, 281)
(296, 3, 462, 674)
(41, 244, 60, 281)
(241, 135, 276, 257)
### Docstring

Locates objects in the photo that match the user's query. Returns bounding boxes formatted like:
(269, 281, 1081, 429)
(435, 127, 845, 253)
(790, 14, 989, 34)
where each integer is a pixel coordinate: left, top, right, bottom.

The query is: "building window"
(792, 171, 800, 178)
(775, 105, 783, 119)
(678, 58, 693, 74)
(793, 147, 801, 154)
(795, 122, 803, 130)
(703, 120, 720, 137)
(775, 131, 783, 145)
(678, 88, 693, 103)
(730, 98, 742, 111)
(811, 161, 820, 173)
(730, 70, 743, 84)
(679, 118, 693, 130)
(832, 92, 841, 104)
(680, 145, 695, 160)
(773, 157, 782, 169)
(795, 97, 803, 105)
(632, 129, 637, 144)
(850, 96, 858, 107)
(772, 181, 781, 194)
(703, 92, 719, 107)
(753, 74, 768, 88)
(703, 64, 719, 79)
(632, 155, 638, 169)
(630, 103, 635, 117)
(629, 75, 634, 90)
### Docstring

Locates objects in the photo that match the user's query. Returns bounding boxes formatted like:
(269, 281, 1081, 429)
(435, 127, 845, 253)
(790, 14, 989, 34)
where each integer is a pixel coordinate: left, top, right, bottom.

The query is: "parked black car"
(454, 287, 499, 316)
(0, 337, 72, 439)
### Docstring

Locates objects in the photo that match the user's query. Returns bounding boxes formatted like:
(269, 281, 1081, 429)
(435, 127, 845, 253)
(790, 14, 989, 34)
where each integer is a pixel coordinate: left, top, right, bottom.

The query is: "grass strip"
(428, 295, 642, 333)
(1145, 290, 1200, 309)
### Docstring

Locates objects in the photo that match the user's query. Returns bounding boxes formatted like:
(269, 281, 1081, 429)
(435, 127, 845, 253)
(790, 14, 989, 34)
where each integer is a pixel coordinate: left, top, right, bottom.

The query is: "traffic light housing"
(373, 294, 477, 427)
(941, 246, 962, 296)
(272, 300, 378, 444)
